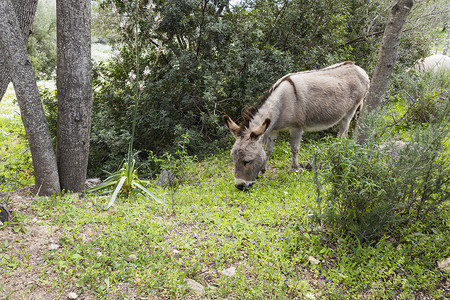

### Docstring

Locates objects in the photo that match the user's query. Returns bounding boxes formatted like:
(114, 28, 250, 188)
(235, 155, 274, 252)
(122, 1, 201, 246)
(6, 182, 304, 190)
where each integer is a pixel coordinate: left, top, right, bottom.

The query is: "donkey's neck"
(249, 93, 281, 135)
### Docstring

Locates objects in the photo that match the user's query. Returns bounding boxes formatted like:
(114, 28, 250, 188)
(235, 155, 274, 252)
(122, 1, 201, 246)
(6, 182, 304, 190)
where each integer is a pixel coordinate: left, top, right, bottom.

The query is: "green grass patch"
(0, 85, 34, 191)
(0, 141, 443, 299)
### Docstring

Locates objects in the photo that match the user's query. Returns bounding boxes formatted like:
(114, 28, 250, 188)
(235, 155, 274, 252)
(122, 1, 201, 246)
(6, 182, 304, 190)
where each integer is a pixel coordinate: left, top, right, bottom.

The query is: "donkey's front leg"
(260, 133, 278, 176)
(290, 128, 303, 171)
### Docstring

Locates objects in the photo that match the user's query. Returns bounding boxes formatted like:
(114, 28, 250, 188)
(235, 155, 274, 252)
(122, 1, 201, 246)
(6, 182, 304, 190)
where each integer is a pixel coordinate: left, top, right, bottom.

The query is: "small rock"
(85, 178, 102, 189)
(186, 278, 204, 296)
(49, 243, 60, 250)
(220, 266, 236, 276)
(67, 292, 78, 299)
(40, 225, 52, 234)
(126, 254, 138, 261)
(0, 205, 10, 223)
(438, 258, 450, 272)
(308, 256, 321, 265)
(157, 170, 175, 187)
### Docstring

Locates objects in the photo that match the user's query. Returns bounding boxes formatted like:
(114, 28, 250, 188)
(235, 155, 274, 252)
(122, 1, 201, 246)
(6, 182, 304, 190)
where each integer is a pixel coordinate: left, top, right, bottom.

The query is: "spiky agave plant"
(87, 0, 163, 209)
(87, 146, 163, 209)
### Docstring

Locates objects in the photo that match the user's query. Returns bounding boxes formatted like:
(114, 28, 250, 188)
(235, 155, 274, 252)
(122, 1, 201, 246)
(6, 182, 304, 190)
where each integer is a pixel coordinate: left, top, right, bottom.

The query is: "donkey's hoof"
(289, 166, 299, 173)
(299, 162, 313, 171)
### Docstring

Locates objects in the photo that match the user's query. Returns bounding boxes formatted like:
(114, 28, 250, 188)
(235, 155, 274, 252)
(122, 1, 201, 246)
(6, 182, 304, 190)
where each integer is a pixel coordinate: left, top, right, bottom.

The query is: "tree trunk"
(56, 0, 93, 192)
(0, 0, 60, 195)
(443, 28, 450, 56)
(0, 0, 38, 103)
(357, 0, 414, 144)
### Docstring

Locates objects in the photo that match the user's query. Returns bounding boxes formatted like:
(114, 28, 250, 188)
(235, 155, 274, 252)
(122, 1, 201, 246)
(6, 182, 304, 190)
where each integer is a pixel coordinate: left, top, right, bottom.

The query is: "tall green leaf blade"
(107, 176, 127, 209)
(133, 181, 165, 205)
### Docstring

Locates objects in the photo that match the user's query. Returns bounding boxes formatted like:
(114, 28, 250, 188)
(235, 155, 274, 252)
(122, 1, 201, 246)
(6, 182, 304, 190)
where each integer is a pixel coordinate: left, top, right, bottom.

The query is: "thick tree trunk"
(56, 0, 92, 192)
(0, 0, 60, 195)
(357, 0, 414, 144)
(0, 0, 38, 103)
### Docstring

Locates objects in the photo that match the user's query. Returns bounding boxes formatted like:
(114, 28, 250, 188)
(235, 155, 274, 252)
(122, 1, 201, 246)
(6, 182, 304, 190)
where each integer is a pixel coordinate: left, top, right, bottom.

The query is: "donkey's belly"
(303, 119, 341, 132)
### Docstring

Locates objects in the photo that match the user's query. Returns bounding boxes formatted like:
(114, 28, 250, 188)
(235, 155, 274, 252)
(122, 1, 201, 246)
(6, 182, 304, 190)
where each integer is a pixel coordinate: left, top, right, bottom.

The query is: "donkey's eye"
(243, 160, 252, 166)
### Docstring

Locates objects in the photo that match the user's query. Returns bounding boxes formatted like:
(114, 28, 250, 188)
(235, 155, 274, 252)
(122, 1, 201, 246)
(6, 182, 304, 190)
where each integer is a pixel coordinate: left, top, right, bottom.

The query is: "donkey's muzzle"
(235, 178, 255, 191)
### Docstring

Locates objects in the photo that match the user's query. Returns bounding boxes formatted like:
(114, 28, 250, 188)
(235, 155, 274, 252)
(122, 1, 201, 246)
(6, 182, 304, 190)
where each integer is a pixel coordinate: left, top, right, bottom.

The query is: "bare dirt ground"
(0, 186, 95, 300)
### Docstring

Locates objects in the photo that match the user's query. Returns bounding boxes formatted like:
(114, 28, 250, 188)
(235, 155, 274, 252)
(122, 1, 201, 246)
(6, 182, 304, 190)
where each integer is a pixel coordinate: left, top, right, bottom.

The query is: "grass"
(1, 140, 448, 299)
(0, 84, 33, 191)
(0, 81, 56, 191)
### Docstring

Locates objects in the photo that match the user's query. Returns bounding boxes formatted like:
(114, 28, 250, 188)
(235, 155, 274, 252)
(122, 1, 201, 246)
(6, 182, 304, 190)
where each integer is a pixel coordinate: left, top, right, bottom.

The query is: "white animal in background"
(413, 54, 450, 72)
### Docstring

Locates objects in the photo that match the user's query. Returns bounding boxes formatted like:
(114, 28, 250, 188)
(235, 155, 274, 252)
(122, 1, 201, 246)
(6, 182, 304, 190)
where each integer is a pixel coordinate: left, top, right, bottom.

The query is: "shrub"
(386, 69, 450, 128)
(314, 112, 449, 243)
(86, 0, 432, 177)
(27, 0, 57, 80)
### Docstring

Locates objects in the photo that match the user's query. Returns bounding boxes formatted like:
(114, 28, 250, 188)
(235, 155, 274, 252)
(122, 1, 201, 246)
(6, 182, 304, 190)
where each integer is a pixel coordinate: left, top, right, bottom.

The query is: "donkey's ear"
(223, 115, 240, 137)
(250, 118, 271, 140)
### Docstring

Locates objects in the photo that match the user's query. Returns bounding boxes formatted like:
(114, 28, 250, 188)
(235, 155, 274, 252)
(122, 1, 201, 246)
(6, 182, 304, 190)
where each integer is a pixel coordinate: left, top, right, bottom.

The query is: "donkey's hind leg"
(339, 104, 360, 137)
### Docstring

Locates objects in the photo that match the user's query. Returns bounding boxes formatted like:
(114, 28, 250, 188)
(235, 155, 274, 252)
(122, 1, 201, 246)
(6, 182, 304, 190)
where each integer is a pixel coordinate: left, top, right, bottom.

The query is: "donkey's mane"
(237, 61, 355, 136)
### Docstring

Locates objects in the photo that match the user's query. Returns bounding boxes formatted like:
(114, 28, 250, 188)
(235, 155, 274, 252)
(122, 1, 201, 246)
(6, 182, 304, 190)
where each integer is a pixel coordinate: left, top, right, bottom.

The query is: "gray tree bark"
(0, 0, 38, 103)
(0, 0, 60, 195)
(357, 0, 414, 144)
(56, 0, 93, 192)
(443, 28, 450, 56)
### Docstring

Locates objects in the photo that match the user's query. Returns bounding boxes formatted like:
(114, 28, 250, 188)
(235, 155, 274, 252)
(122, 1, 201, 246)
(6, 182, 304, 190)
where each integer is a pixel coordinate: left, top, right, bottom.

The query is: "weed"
(86, 1, 163, 209)
(0, 91, 34, 191)
(0, 142, 446, 298)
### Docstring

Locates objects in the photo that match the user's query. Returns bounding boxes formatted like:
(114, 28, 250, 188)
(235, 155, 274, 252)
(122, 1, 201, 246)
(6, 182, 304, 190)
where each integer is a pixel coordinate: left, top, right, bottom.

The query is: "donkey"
(223, 61, 370, 190)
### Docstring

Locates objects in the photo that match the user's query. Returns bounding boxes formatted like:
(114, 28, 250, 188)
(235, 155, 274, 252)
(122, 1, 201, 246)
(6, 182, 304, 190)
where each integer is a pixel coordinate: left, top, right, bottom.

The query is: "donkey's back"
(270, 61, 370, 135)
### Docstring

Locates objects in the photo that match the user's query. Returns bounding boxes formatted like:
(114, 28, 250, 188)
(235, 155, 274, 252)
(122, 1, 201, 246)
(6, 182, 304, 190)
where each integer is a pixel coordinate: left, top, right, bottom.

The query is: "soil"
(0, 186, 94, 300)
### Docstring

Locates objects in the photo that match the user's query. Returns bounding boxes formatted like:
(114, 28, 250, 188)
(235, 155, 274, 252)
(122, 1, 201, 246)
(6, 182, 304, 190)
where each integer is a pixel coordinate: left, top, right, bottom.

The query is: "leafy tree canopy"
(87, 0, 437, 176)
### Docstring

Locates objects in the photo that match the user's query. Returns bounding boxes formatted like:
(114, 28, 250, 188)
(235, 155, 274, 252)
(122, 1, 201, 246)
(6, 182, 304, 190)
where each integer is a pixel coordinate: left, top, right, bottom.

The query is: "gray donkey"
(223, 61, 370, 190)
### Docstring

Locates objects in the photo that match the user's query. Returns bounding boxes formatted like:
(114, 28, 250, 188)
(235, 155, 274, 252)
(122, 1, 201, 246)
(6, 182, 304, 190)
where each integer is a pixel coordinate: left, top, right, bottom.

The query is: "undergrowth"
(1, 71, 449, 299)
(1, 139, 448, 299)
(0, 86, 33, 192)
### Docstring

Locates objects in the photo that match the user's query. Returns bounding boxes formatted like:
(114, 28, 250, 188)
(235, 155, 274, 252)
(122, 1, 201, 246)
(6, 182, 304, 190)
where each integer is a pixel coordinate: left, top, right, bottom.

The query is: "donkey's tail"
(354, 86, 369, 133)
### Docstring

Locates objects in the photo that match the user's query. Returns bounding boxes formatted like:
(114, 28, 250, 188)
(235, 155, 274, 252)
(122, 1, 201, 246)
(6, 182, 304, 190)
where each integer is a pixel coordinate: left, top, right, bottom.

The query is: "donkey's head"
(223, 115, 271, 190)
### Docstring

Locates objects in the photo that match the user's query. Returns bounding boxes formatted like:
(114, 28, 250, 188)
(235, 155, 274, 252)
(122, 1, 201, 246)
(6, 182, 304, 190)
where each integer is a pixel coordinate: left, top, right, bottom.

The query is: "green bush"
(27, 0, 57, 80)
(85, 0, 432, 177)
(0, 116, 33, 192)
(384, 69, 449, 138)
(40, 87, 58, 146)
(314, 112, 449, 243)
(402, 70, 450, 126)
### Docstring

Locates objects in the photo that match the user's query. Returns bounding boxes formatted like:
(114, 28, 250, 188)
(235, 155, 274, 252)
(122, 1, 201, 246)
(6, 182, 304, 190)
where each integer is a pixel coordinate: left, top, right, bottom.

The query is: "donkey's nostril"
(235, 184, 245, 191)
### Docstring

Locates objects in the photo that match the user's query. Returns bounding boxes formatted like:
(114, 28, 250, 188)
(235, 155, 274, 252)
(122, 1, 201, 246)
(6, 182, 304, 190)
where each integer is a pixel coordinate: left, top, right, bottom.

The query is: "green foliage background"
(87, 0, 433, 176)
(27, 0, 57, 80)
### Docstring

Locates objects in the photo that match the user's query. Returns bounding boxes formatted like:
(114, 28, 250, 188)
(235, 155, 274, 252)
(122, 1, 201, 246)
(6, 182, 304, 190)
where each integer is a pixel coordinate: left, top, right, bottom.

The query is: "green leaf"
(107, 176, 127, 209)
(71, 254, 83, 261)
(133, 180, 165, 205)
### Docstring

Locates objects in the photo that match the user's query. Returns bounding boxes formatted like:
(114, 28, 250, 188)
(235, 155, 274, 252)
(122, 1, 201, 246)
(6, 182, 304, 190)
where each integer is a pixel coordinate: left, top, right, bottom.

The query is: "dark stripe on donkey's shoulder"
(237, 75, 298, 136)
(284, 76, 299, 101)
